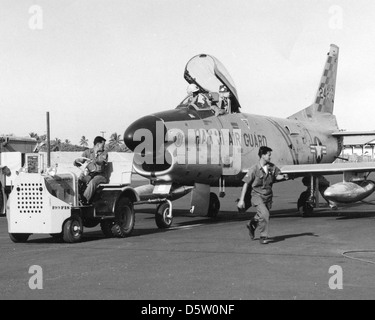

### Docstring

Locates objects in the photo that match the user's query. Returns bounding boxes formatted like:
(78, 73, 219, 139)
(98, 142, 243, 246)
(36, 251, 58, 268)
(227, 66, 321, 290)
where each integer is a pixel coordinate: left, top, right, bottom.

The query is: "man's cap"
(94, 136, 106, 145)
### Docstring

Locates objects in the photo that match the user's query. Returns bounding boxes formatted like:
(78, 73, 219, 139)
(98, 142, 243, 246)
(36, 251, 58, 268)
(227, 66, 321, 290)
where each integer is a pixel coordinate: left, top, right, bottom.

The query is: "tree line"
(29, 132, 131, 153)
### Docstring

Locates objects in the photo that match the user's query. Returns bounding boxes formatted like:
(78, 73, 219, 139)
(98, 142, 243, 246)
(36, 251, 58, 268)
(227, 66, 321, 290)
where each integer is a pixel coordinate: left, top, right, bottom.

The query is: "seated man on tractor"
(74, 136, 108, 204)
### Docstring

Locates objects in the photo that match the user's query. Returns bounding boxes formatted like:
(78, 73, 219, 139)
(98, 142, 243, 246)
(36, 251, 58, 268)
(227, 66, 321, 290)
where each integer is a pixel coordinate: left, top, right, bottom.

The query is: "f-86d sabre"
(124, 44, 375, 227)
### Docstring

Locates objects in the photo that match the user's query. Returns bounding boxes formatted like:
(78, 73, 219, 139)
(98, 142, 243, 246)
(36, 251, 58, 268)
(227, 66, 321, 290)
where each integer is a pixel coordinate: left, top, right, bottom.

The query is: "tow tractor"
(6, 154, 139, 243)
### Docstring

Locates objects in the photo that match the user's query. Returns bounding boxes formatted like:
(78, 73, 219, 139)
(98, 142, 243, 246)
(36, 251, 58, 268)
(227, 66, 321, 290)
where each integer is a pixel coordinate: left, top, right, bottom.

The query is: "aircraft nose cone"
(124, 115, 164, 152)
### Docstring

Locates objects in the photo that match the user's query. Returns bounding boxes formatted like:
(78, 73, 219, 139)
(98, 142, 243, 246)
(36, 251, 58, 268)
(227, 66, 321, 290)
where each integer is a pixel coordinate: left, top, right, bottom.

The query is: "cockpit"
(178, 93, 212, 110)
(176, 54, 241, 114)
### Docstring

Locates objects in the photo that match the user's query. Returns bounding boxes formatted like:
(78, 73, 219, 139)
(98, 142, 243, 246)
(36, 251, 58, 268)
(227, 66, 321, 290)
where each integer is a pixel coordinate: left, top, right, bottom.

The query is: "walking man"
(237, 146, 288, 244)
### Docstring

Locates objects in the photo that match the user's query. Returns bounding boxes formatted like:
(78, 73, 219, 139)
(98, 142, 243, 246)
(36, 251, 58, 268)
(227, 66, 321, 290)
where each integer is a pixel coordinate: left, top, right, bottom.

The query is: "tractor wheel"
(207, 193, 220, 218)
(62, 216, 83, 243)
(111, 197, 135, 238)
(155, 202, 173, 229)
(9, 233, 31, 243)
(100, 219, 115, 238)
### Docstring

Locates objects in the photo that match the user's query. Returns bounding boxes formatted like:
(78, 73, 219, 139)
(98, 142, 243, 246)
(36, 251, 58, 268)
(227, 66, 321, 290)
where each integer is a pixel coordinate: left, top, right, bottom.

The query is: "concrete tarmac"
(0, 177, 375, 300)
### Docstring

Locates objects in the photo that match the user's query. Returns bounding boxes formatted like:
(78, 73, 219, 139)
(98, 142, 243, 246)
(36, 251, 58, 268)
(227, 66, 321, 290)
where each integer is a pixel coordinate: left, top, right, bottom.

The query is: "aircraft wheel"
(297, 191, 314, 217)
(207, 193, 220, 218)
(0, 185, 4, 215)
(9, 233, 31, 243)
(111, 197, 135, 238)
(299, 202, 314, 217)
(62, 216, 83, 243)
(100, 219, 115, 238)
(155, 202, 173, 229)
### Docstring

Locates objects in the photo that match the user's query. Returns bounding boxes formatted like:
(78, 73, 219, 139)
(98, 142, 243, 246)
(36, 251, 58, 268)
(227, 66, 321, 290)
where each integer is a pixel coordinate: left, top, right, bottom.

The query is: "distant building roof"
(343, 136, 375, 146)
(0, 136, 37, 153)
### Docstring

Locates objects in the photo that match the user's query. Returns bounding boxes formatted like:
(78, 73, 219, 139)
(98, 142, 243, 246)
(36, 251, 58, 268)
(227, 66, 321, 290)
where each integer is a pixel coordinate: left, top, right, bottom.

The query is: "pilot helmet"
(219, 85, 228, 92)
(187, 83, 200, 94)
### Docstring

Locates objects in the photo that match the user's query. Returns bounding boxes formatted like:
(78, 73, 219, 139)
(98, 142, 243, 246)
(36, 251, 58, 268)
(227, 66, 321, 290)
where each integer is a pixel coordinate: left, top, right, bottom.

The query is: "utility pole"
(46, 112, 51, 168)
(100, 131, 106, 138)
(0, 136, 2, 166)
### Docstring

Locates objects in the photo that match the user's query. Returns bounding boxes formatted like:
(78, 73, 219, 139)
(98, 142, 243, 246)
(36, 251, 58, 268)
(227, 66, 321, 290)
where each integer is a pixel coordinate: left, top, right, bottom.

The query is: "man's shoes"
(259, 237, 269, 245)
(246, 219, 257, 240)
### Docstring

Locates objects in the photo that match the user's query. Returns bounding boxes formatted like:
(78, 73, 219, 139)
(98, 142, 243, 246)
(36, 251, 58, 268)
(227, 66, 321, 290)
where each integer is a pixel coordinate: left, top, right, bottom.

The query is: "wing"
(331, 131, 375, 137)
(280, 162, 375, 177)
(281, 162, 375, 204)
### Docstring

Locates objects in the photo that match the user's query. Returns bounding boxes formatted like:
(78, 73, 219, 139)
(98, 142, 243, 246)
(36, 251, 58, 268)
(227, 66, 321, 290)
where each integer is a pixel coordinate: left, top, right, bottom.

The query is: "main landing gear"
(297, 176, 320, 217)
(297, 191, 315, 217)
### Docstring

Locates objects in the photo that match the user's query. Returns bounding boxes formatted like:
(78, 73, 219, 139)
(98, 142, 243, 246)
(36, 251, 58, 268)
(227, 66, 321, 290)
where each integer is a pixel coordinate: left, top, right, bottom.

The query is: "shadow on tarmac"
(267, 232, 319, 243)
(335, 212, 375, 220)
(22, 206, 375, 244)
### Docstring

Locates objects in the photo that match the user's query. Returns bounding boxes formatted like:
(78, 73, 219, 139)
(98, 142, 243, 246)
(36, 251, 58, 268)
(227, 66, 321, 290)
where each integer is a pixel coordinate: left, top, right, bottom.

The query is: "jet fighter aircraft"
(125, 44, 375, 227)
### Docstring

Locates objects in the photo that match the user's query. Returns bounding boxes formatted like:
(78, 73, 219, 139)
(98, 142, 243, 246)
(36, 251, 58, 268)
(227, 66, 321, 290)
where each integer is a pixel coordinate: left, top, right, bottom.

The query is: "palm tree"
(30, 132, 46, 152)
(64, 139, 71, 144)
(29, 132, 39, 141)
(51, 138, 61, 151)
(80, 136, 89, 147)
(109, 133, 123, 151)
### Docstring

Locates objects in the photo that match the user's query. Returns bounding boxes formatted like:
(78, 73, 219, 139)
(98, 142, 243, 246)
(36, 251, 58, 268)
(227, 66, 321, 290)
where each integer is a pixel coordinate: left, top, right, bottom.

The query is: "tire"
(301, 202, 314, 217)
(111, 197, 135, 238)
(62, 216, 83, 243)
(9, 233, 31, 243)
(207, 193, 220, 218)
(0, 184, 4, 214)
(100, 219, 115, 238)
(155, 202, 173, 229)
(297, 191, 314, 217)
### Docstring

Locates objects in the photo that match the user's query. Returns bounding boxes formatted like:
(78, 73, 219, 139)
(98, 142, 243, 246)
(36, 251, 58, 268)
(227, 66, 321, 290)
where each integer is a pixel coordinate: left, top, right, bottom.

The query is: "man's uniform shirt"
(81, 148, 108, 175)
(242, 162, 281, 205)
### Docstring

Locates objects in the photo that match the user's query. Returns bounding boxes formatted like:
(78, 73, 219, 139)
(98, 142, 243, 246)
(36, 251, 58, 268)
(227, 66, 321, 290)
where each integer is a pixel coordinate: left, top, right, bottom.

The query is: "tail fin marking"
(314, 45, 339, 114)
(288, 44, 339, 122)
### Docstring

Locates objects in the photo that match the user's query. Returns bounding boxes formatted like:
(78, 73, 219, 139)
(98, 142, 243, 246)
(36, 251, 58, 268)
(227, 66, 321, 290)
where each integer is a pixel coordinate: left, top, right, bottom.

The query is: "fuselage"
(124, 47, 342, 189)
(124, 106, 342, 187)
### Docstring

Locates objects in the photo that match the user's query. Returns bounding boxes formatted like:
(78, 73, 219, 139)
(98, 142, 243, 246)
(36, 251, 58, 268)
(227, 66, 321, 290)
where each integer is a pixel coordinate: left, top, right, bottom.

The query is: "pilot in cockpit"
(208, 92, 226, 116)
(186, 84, 210, 109)
(219, 84, 231, 113)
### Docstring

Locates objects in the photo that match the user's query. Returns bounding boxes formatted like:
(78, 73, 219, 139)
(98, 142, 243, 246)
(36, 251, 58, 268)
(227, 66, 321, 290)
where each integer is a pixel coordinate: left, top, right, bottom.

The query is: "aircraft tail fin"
(288, 44, 339, 123)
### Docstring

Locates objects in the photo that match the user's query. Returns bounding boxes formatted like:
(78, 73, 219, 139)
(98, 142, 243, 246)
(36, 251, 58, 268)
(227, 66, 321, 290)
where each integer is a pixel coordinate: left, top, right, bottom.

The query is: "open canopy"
(184, 54, 241, 112)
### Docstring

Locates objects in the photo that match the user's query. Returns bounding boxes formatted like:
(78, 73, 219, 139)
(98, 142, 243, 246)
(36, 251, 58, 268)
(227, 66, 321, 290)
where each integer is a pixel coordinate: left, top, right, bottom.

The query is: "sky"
(1, 0, 375, 145)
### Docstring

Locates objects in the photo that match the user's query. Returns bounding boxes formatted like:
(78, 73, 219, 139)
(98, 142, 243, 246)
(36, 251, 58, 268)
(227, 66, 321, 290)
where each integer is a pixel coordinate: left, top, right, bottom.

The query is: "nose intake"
(124, 115, 172, 173)
(124, 115, 163, 152)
